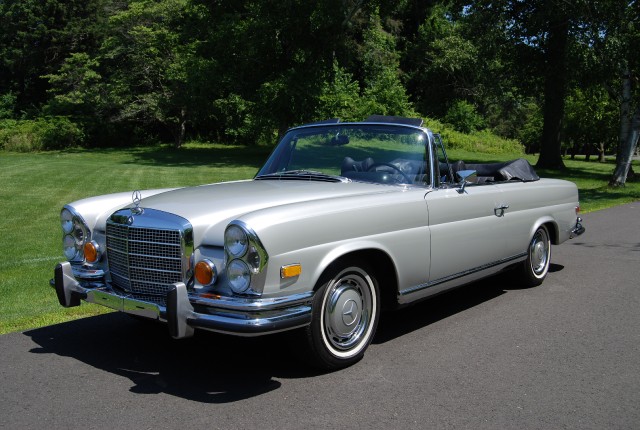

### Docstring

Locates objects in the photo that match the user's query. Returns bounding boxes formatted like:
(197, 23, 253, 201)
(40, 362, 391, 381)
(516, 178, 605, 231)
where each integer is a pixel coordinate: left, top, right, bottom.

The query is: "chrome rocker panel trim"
(398, 252, 527, 301)
(53, 261, 312, 339)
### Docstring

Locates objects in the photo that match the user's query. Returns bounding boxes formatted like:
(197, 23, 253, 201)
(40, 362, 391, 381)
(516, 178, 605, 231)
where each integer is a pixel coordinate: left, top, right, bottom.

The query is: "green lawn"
(0, 143, 270, 334)
(0, 143, 638, 334)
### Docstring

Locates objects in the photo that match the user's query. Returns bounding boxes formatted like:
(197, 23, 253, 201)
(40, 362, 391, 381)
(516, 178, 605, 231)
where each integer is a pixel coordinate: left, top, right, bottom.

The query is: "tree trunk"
(174, 107, 187, 149)
(570, 140, 579, 160)
(610, 107, 640, 186)
(536, 15, 569, 170)
(597, 142, 606, 163)
(609, 68, 639, 187)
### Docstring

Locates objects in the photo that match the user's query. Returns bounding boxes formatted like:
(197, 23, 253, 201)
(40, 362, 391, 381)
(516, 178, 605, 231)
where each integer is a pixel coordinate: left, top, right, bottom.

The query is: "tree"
(605, 2, 640, 186)
(564, 87, 617, 162)
(316, 61, 363, 122)
(573, 0, 639, 185)
(0, 0, 107, 116)
(359, 11, 415, 117)
(610, 65, 640, 186)
(102, 0, 197, 147)
(444, 100, 485, 133)
(536, 4, 570, 169)
(403, 3, 482, 118)
(44, 53, 102, 120)
(458, 0, 581, 168)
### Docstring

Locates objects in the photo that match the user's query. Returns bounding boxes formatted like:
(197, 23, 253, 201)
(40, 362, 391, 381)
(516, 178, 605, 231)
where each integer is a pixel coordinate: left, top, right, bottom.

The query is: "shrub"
(0, 117, 84, 151)
(0, 93, 16, 119)
(424, 117, 524, 154)
(444, 100, 485, 134)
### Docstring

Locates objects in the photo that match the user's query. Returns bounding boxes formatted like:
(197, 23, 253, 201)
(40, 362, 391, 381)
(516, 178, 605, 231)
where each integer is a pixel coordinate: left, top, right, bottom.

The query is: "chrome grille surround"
(106, 208, 193, 297)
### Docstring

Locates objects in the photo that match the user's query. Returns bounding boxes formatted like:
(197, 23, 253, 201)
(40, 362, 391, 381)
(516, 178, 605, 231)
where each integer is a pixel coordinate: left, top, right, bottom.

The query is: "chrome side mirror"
(456, 170, 477, 194)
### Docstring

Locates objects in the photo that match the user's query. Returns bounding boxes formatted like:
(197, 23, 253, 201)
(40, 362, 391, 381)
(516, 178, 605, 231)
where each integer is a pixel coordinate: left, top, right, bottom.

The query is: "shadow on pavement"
(25, 314, 294, 403)
(375, 266, 565, 344)
(24, 270, 545, 403)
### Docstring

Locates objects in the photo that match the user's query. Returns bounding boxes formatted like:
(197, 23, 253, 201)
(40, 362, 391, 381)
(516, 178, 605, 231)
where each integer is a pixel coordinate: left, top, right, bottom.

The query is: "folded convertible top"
(451, 158, 540, 182)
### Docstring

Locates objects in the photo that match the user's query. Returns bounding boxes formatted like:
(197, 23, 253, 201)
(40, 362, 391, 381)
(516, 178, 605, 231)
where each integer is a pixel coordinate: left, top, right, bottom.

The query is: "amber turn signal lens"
(83, 241, 99, 263)
(195, 260, 217, 286)
(280, 264, 302, 279)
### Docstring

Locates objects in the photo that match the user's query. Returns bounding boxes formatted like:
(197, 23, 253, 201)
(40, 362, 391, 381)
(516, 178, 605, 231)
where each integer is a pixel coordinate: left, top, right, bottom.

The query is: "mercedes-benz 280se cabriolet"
(52, 116, 584, 369)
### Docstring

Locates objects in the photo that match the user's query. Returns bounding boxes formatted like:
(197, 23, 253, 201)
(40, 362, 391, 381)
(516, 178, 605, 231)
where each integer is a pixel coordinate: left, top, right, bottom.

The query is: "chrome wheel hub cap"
(324, 274, 372, 351)
(530, 230, 549, 275)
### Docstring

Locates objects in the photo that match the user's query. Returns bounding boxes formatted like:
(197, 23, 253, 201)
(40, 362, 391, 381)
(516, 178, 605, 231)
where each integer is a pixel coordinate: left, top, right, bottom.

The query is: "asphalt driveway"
(1, 203, 638, 429)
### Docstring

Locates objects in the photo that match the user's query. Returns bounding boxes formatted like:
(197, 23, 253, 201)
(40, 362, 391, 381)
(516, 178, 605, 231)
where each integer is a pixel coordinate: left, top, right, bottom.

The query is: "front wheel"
(520, 225, 551, 287)
(305, 261, 380, 370)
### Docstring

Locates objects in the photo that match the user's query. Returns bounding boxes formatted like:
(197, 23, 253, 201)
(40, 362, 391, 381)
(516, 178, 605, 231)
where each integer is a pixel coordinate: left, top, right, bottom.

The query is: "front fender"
(314, 240, 398, 289)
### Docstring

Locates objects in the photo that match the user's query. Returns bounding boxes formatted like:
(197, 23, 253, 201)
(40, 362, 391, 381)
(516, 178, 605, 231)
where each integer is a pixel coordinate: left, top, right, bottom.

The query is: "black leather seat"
(341, 157, 375, 175)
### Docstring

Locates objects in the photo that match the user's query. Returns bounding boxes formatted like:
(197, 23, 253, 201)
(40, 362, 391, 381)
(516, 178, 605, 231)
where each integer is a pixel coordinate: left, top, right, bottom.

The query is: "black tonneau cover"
(450, 158, 540, 182)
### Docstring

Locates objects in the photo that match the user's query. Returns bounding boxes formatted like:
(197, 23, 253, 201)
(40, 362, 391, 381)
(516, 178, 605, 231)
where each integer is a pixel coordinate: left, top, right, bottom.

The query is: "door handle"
(494, 204, 509, 217)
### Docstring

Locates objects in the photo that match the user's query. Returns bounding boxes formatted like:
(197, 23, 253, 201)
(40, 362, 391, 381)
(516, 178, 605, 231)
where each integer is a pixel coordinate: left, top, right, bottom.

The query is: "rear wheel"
(305, 260, 380, 370)
(520, 225, 551, 287)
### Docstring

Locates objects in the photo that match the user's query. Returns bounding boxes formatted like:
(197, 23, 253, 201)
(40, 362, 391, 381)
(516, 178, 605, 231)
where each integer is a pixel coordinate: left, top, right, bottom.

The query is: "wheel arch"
(314, 248, 399, 311)
(531, 217, 559, 245)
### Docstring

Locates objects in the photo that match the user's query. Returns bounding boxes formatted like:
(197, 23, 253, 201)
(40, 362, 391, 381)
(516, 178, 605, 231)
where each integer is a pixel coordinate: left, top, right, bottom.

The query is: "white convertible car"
(52, 116, 584, 369)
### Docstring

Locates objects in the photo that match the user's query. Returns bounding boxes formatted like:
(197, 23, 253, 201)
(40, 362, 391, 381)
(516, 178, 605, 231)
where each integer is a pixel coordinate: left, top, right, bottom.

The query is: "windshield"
(256, 124, 431, 186)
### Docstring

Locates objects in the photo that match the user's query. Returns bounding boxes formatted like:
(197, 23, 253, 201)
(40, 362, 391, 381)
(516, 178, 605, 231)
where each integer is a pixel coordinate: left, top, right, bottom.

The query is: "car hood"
(132, 179, 397, 244)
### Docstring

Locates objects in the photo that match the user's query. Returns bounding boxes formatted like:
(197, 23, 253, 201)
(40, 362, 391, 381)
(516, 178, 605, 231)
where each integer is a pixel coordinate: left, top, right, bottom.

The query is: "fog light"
(195, 259, 217, 286)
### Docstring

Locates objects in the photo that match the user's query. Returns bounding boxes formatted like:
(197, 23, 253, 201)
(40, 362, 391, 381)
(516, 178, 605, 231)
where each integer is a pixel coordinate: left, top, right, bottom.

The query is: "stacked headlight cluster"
(60, 207, 90, 262)
(224, 221, 268, 295)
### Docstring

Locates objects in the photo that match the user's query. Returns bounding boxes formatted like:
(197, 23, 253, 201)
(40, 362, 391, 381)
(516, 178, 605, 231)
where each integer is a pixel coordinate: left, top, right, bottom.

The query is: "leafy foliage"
(443, 100, 485, 134)
(1, 0, 638, 183)
(0, 117, 85, 151)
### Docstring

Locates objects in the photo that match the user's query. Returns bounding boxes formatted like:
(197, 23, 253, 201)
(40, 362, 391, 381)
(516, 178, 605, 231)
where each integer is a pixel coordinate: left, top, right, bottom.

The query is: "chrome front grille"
(106, 209, 192, 297)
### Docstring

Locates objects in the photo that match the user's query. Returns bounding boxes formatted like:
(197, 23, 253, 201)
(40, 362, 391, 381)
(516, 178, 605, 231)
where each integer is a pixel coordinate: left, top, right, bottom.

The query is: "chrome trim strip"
(187, 305, 312, 336)
(286, 121, 428, 134)
(190, 291, 313, 311)
(399, 252, 528, 296)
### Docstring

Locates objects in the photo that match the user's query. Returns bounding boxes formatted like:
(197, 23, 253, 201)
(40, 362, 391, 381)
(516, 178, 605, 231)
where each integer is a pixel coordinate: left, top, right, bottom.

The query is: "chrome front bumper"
(52, 261, 313, 339)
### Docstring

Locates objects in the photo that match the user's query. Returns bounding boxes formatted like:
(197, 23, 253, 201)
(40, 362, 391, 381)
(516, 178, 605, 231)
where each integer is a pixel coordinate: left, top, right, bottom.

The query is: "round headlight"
(225, 224, 248, 257)
(227, 259, 250, 293)
(61, 208, 74, 234)
(63, 234, 79, 260)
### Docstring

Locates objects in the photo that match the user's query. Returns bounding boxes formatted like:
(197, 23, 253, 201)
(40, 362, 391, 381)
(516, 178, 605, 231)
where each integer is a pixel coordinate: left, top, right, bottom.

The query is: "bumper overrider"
(51, 261, 312, 339)
(570, 216, 585, 238)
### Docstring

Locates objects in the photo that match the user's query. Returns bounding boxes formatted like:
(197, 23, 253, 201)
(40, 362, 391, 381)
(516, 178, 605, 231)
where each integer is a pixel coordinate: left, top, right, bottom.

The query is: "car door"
(494, 181, 544, 259)
(425, 184, 508, 283)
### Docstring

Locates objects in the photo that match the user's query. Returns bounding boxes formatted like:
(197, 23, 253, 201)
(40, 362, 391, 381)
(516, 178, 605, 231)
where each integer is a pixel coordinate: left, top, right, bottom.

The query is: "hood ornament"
(131, 190, 144, 215)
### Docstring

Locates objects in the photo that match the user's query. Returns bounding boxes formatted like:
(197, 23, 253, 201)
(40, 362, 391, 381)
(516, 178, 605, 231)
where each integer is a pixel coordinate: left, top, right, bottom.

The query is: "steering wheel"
(366, 163, 412, 184)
